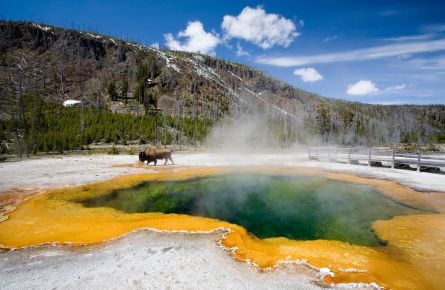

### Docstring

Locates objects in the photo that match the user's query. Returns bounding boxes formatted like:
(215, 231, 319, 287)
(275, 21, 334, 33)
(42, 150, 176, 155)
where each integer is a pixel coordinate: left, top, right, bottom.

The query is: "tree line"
(0, 94, 213, 156)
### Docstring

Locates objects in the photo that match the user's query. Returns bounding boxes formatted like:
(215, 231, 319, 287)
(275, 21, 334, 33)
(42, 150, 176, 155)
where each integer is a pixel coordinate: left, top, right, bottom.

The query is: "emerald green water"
(79, 174, 422, 246)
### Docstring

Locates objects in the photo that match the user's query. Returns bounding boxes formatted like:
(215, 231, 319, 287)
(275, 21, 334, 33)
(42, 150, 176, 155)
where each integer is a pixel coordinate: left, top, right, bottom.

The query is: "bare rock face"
(77, 36, 106, 60)
(0, 21, 56, 52)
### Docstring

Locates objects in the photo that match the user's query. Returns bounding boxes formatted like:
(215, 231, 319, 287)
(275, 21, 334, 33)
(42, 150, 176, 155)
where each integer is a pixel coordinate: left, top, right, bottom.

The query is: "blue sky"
(2, 0, 445, 104)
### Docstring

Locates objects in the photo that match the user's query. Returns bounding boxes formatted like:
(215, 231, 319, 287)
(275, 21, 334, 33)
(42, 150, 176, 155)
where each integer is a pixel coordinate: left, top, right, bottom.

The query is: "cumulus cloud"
(164, 21, 220, 55)
(293, 67, 323, 82)
(385, 84, 406, 92)
(346, 80, 379, 96)
(221, 6, 299, 49)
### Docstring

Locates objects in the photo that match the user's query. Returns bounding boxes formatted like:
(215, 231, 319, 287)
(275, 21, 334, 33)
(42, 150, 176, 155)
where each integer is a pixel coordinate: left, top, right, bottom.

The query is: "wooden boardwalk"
(308, 147, 445, 174)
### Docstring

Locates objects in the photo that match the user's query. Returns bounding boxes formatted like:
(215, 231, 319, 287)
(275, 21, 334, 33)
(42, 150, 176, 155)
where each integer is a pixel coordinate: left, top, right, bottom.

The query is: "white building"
(63, 100, 82, 107)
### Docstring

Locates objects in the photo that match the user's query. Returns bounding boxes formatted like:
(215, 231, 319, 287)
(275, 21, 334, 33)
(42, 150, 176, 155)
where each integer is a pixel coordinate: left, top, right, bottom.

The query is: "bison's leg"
(169, 156, 174, 165)
(164, 157, 168, 165)
(153, 159, 157, 166)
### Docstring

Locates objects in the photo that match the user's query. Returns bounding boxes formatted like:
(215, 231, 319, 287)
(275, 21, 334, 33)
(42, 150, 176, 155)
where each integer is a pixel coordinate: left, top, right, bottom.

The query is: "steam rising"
(203, 87, 433, 150)
(203, 88, 317, 152)
(205, 113, 279, 151)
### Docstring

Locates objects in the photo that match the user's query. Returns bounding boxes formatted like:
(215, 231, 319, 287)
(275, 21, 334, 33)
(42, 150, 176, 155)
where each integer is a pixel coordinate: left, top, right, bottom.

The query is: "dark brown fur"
(139, 148, 174, 166)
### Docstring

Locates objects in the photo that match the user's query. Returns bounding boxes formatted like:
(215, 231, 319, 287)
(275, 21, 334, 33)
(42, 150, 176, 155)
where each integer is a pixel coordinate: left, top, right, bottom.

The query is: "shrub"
(107, 145, 119, 155)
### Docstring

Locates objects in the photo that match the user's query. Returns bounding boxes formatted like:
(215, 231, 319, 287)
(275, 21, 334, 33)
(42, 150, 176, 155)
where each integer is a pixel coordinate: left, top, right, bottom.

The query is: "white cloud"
(256, 38, 445, 66)
(368, 101, 406, 105)
(346, 80, 379, 96)
(422, 24, 445, 33)
(221, 6, 299, 49)
(418, 93, 433, 98)
(382, 34, 433, 42)
(385, 84, 406, 92)
(164, 21, 220, 55)
(236, 42, 249, 57)
(404, 55, 445, 71)
(323, 35, 339, 43)
(293, 67, 323, 82)
(150, 42, 160, 49)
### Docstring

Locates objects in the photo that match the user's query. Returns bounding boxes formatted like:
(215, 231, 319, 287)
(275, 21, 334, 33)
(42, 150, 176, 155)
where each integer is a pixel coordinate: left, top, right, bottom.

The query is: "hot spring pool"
(79, 174, 422, 246)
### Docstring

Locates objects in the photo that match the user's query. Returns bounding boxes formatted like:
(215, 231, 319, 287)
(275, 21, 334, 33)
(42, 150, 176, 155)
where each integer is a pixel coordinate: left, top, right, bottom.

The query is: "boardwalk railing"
(308, 147, 445, 174)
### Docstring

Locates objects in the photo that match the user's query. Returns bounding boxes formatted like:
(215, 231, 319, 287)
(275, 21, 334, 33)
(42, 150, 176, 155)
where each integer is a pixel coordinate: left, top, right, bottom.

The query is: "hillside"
(0, 20, 444, 155)
(0, 21, 323, 116)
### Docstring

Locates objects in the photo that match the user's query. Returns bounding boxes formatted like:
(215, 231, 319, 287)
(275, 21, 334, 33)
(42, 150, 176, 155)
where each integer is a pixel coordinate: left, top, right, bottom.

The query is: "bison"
(139, 148, 174, 166)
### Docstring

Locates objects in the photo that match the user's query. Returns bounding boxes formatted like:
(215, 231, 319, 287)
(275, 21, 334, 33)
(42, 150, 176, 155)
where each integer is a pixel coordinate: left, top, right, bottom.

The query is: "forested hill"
(0, 20, 444, 154)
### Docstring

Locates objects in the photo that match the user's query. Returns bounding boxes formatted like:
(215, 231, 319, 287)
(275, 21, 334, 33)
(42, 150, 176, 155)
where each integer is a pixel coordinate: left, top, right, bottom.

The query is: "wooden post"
(391, 148, 395, 168)
(368, 148, 372, 166)
(417, 150, 421, 172)
(348, 148, 351, 164)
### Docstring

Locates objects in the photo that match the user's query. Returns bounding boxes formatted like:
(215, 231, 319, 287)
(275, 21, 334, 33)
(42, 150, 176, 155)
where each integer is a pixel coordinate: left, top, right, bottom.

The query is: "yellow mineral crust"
(0, 166, 444, 289)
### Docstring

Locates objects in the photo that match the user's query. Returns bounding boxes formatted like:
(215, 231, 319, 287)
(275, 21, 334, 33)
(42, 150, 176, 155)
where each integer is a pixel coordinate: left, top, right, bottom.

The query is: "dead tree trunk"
(14, 76, 23, 159)
(193, 95, 197, 150)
